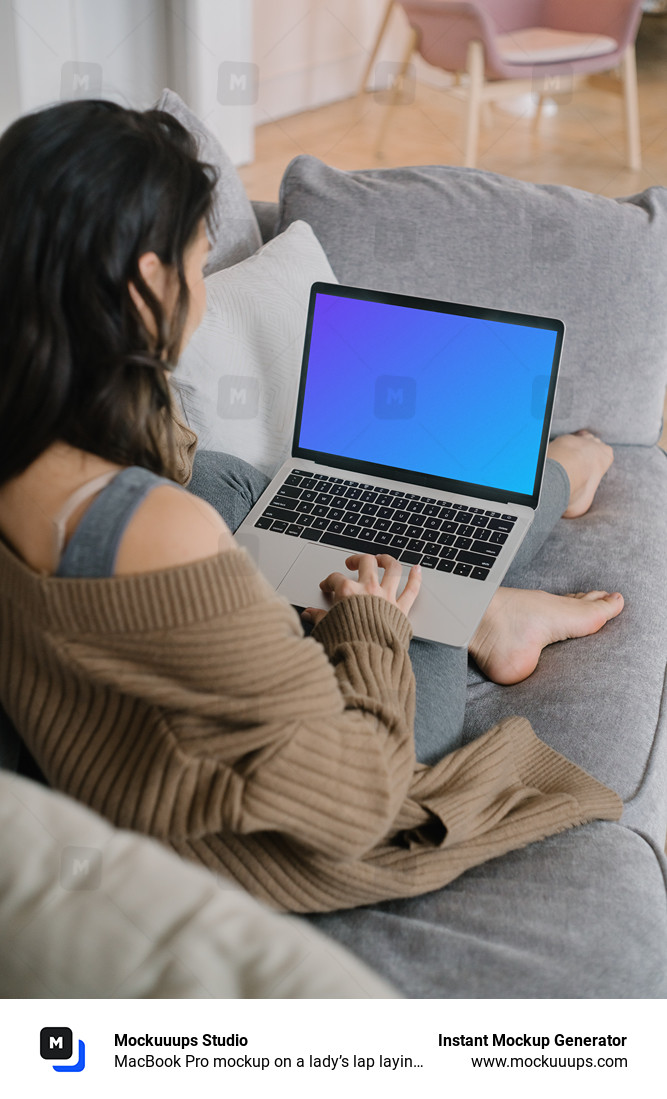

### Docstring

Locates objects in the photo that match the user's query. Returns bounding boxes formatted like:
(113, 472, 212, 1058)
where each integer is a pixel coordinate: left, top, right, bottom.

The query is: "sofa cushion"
(307, 823, 667, 998)
(155, 89, 261, 274)
(465, 445, 667, 847)
(173, 220, 336, 477)
(252, 199, 281, 244)
(277, 157, 667, 447)
(306, 454, 667, 998)
(0, 770, 397, 998)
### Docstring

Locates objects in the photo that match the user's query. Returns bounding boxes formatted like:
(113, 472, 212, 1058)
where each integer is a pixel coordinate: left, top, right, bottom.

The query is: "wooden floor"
(239, 15, 667, 450)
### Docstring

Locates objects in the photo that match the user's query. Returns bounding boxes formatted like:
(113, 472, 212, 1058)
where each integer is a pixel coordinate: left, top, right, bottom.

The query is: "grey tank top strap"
(55, 467, 176, 579)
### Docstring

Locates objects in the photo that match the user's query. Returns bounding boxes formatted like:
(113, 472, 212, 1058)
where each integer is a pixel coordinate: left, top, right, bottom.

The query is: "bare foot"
(547, 430, 614, 518)
(470, 587, 624, 685)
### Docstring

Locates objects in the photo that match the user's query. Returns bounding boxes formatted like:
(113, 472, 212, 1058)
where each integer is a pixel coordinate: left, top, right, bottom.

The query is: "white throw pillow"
(173, 220, 337, 477)
(0, 770, 398, 998)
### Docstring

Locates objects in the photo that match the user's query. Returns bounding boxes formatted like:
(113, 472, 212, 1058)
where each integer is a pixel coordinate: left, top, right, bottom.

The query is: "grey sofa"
(265, 157, 667, 997)
(2, 102, 666, 997)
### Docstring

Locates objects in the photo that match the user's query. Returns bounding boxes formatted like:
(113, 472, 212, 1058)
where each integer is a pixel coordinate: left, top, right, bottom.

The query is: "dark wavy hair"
(0, 99, 217, 485)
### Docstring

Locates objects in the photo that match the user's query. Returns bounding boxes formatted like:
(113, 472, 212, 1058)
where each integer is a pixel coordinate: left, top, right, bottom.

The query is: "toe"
(603, 591, 623, 606)
(601, 593, 624, 622)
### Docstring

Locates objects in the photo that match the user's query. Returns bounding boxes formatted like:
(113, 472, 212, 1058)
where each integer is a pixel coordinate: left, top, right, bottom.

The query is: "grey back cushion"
(277, 157, 667, 446)
(155, 89, 261, 274)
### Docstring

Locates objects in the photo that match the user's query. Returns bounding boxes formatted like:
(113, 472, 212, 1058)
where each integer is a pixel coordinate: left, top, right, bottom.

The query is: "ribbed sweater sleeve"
(0, 538, 623, 913)
(183, 593, 418, 860)
(239, 594, 417, 859)
(9, 548, 418, 861)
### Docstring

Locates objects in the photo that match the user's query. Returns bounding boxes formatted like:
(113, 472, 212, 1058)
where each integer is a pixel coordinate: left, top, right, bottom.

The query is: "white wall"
(0, 1, 20, 134)
(2, 2, 451, 164)
(10, 0, 169, 113)
(1, 1, 255, 165)
(253, 0, 451, 124)
(167, 0, 254, 165)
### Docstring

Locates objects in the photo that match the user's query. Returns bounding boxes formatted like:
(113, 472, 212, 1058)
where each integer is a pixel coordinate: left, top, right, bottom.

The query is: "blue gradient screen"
(297, 293, 559, 496)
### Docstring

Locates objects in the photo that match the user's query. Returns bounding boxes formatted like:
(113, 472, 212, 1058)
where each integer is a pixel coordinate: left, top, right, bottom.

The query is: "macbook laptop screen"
(294, 284, 563, 506)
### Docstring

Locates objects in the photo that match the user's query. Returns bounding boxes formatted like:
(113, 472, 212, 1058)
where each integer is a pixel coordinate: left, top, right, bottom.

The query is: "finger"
(344, 553, 381, 571)
(347, 553, 380, 585)
(319, 571, 346, 593)
(345, 553, 403, 589)
(301, 607, 328, 627)
(396, 563, 422, 614)
(374, 553, 402, 597)
(320, 572, 358, 599)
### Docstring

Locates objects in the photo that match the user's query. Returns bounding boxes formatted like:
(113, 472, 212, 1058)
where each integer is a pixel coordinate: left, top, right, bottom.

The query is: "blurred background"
(0, 2, 665, 191)
(1, 1, 666, 441)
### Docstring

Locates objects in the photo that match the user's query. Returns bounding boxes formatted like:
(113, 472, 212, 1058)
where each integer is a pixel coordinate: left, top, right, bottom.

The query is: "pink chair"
(371, 0, 643, 169)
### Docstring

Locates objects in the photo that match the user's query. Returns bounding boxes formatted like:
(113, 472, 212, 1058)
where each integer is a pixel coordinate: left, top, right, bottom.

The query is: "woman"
(0, 101, 623, 913)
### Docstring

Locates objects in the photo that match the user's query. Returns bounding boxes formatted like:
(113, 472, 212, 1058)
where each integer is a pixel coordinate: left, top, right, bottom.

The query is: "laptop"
(235, 282, 564, 646)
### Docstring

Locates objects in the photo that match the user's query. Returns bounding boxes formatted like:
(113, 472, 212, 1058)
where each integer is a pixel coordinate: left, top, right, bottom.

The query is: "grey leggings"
(188, 451, 571, 766)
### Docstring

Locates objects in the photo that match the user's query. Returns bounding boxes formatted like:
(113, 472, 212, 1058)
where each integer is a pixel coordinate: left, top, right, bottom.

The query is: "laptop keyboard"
(253, 470, 517, 581)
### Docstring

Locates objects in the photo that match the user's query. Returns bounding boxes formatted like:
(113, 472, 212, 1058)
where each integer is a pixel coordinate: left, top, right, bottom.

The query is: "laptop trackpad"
(277, 541, 479, 646)
(277, 542, 394, 611)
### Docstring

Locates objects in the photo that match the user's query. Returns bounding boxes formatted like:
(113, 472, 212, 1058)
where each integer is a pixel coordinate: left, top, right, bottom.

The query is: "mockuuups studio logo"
(532, 64, 574, 105)
(40, 1027, 86, 1073)
(60, 62, 103, 100)
(60, 845, 102, 890)
(374, 60, 416, 105)
(218, 61, 259, 105)
(218, 375, 260, 419)
(374, 375, 416, 419)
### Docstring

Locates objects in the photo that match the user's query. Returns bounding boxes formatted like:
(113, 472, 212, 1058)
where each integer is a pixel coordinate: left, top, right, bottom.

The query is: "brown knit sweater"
(0, 529, 622, 912)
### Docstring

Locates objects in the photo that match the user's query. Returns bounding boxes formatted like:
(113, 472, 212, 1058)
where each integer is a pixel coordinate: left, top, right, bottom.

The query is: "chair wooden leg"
(621, 43, 641, 171)
(532, 93, 545, 132)
(375, 27, 418, 156)
(358, 0, 396, 96)
(464, 40, 484, 168)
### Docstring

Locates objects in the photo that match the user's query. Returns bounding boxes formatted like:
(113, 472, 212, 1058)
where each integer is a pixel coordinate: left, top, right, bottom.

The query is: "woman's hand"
(301, 553, 421, 628)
